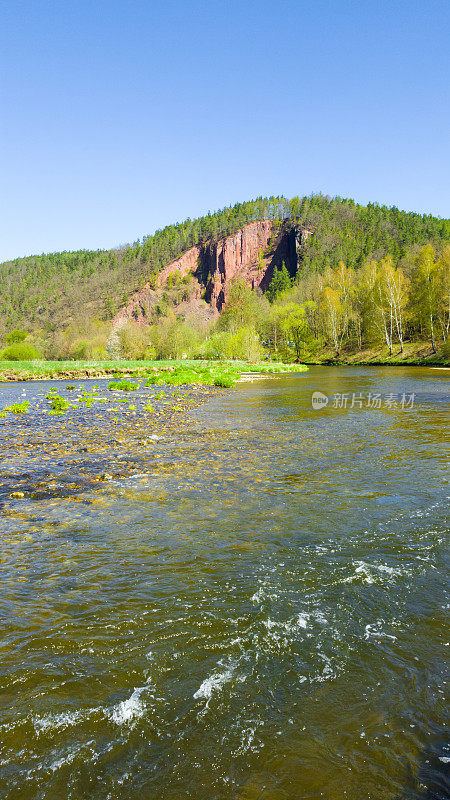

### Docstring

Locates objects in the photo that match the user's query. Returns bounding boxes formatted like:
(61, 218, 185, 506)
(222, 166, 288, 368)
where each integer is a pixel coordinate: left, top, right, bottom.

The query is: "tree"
(410, 245, 439, 352)
(2, 342, 41, 360)
(321, 286, 343, 356)
(374, 260, 394, 354)
(6, 328, 28, 344)
(267, 264, 291, 302)
(289, 196, 300, 219)
(435, 245, 450, 342)
(278, 302, 316, 361)
(377, 257, 409, 353)
(220, 278, 261, 330)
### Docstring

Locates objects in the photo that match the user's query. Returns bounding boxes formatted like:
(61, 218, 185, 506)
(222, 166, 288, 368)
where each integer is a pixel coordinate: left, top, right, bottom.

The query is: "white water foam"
(34, 708, 100, 735)
(193, 667, 234, 699)
(344, 560, 406, 584)
(109, 682, 152, 725)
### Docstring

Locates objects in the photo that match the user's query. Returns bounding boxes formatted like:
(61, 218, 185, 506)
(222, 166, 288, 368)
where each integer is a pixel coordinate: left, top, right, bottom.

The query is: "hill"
(0, 194, 449, 365)
(1, 195, 449, 338)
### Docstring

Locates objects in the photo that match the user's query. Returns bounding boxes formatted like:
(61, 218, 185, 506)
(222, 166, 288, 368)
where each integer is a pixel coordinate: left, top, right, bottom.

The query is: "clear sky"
(1, 0, 449, 262)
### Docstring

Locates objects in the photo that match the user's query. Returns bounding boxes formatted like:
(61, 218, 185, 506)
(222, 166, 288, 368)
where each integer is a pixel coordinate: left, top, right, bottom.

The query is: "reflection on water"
(0, 367, 449, 799)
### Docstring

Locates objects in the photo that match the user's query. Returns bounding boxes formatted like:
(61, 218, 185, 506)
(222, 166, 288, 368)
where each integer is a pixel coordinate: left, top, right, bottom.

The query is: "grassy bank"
(0, 359, 308, 383)
(304, 341, 449, 367)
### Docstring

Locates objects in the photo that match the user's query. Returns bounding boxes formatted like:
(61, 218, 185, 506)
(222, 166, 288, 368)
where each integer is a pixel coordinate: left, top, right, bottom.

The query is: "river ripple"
(0, 366, 448, 799)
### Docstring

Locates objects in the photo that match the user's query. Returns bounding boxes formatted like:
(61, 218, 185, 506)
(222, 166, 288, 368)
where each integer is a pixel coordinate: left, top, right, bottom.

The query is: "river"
(0, 366, 448, 799)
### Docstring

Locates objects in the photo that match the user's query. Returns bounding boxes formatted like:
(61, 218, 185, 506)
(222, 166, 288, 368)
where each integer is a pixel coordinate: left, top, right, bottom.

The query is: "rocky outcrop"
(203, 219, 273, 310)
(114, 219, 313, 325)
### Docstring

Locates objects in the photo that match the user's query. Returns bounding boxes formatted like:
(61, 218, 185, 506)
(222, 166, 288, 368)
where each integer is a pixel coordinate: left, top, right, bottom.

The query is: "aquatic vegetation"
(0, 400, 30, 416)
(11, 401, 31, 413)
(66, 384, 75, 390)
(244, 362, 309, 374)
(145, 364, 241, 388)
(108, 380, 139, 391)
(144, 403, 155, 412)
(49, 395, 70, 413)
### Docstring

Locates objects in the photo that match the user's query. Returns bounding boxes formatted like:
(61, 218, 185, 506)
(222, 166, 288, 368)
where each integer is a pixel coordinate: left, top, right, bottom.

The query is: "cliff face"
(202, 219, 273, 310)
(114, 219, 312, 325)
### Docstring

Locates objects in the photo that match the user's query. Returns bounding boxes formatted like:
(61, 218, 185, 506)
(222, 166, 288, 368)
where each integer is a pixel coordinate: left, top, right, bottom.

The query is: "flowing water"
(0, 366, 449, 800)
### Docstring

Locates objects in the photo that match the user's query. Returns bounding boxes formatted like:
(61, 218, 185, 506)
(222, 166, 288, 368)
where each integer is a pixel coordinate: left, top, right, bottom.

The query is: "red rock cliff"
(114, 219, 312, 325)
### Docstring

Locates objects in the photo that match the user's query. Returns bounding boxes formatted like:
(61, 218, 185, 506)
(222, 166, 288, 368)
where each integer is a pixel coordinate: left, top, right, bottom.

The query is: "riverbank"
(304, 340, 449, 367)
(0, 359, 307, 382)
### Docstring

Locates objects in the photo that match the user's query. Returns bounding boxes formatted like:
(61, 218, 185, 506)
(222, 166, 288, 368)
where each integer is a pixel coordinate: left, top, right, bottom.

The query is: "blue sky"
(1, 0, 449, 261)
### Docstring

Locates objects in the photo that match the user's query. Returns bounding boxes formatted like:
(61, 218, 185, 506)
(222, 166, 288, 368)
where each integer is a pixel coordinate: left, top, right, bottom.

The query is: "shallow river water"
(0, 366, 449, 800)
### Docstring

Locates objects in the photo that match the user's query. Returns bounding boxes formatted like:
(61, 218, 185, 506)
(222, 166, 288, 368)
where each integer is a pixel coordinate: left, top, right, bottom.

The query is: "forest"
(1, 194, 449, 363)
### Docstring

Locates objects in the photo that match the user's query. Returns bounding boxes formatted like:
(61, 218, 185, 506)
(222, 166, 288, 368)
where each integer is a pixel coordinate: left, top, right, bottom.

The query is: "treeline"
(274, 243, 450, 358)
(1, 194, 448, 338)
(4, 240, 447, 365)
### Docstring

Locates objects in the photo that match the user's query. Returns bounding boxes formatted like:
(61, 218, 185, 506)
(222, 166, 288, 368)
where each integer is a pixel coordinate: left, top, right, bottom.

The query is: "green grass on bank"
(305, 340, 449, 367)
(0, 358, 308, 381)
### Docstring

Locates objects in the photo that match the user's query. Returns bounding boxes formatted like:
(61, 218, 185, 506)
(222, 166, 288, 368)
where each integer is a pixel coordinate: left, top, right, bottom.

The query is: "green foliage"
(267, 264, 292, 302)
(6, 329, 28, 344)
(2, 342, 41, 360)
(145, 364, 241, 387)
(49, 395, 70, 412)
(2, 193, 446, 341)
(148, 315, 201, 359)
(214, 374, 235, 387)
(108, 380, 139, 391)
(1, 400, 30, 415)
(199, 325, 262, 362)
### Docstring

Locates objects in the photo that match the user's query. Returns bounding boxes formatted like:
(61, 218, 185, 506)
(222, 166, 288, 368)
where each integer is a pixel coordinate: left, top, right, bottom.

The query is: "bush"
(214, 374, 235, 387)
(6, 329, 28, 344)
(439, 338, 450, 361)
(49, 395, 70, 412)
(2, 342, 41, 361)
(0, 401, 30, 415)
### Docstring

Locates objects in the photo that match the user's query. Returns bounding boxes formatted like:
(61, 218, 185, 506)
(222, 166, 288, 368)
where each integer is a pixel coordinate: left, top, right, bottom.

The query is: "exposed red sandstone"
(114, 219, 312, 326)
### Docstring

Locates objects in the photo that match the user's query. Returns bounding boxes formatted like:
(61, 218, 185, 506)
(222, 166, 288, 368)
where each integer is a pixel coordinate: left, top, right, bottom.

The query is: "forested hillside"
(0, 194, 449, 363)
(1, 195, 448, 333)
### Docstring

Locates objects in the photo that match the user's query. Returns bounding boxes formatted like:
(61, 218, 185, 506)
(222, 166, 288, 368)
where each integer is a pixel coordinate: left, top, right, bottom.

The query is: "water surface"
(0, 366, 449, 799)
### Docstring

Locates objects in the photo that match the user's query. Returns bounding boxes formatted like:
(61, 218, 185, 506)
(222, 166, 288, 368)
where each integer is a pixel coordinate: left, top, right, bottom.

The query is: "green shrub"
(49, 395, 70, 412)
(2, 342, 41, 361)
(1, 401, 30, 415)
(6, 329, 28, 344)
(214, 374, 235, 388)
(108, 380, 139, 391)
